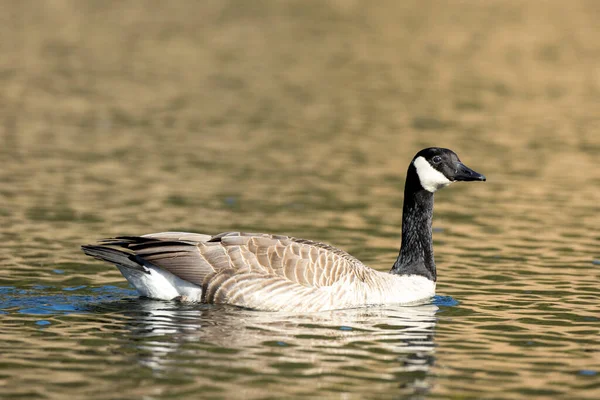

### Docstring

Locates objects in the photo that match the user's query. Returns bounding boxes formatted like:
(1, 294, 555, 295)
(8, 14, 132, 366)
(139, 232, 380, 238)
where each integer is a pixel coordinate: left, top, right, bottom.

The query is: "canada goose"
(82, 147, 485, 312)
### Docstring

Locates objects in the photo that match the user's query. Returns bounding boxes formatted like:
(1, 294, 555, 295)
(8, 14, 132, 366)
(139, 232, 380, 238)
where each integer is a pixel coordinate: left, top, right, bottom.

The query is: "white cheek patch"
(413, 156, 452, 193)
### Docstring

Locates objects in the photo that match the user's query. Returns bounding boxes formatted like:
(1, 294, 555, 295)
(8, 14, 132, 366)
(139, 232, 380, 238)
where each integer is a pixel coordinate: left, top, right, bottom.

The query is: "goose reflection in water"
(90, 300, 438, 397)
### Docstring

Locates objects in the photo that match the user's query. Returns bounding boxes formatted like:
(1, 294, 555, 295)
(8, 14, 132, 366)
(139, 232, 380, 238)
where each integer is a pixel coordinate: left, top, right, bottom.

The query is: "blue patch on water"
(276, 341, 288, 346)
(592, 260, 600, 266)
(91, 285, 121, 292)
(433, 295, 459, 307)
(52, 269, 65, 274)
(578, 370, 597, 376)
(53, 304, 78, 312)
(339, 326, 352, 331)
(0, 285, 137, 316)
(63, 285, 87, 291)
(35, 320, 51, 326)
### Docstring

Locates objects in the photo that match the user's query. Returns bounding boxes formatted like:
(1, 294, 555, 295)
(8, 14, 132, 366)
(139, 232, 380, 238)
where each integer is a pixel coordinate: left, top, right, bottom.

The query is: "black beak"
(454, 162, 486, 182)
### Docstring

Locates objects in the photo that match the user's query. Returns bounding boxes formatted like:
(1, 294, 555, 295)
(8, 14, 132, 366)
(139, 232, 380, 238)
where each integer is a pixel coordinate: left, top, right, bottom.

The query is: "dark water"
(1, 1, 599, 399)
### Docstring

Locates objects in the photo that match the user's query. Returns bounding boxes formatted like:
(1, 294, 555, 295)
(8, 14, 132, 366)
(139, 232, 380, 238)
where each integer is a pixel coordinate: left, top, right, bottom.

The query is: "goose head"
(411, 147, 486, 193)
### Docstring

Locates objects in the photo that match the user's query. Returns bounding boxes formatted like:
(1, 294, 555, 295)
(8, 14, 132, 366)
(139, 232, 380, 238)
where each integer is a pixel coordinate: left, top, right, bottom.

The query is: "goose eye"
(432, 156, 442, 164)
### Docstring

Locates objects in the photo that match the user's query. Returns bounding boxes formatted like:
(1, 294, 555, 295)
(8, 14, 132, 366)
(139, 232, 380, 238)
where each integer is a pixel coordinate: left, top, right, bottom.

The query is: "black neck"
(391, 165, 436, 281)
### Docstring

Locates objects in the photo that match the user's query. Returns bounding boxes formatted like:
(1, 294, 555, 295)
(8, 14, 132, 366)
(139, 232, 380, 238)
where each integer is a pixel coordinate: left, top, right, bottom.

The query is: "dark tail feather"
(81, 245, 150, 274)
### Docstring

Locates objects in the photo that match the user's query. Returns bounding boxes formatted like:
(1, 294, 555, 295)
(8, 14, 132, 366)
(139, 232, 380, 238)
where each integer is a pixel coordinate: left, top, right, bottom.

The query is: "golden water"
(1, 1, 598, 398)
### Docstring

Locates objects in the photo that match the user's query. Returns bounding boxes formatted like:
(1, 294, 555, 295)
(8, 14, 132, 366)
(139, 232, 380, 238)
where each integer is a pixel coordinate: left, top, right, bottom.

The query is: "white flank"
(366, 273, 436, 306)
(117, 265, 203, 301)
(326, 272, 436, 310)
(413, 156, 451, 193)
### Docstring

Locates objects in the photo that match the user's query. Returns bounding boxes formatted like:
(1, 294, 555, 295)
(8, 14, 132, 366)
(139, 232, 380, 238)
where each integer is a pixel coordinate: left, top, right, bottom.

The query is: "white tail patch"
(413, 156, 451, 193)
(117, 265, 203, 302)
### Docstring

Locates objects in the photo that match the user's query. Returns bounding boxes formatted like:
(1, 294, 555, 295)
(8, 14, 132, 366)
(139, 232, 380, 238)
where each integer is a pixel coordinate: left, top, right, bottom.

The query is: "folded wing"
(84, 232, 373, 311)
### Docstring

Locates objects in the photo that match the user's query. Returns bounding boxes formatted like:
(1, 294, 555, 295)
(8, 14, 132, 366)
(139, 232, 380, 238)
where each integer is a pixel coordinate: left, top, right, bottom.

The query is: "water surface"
(1, 1, 599, 399)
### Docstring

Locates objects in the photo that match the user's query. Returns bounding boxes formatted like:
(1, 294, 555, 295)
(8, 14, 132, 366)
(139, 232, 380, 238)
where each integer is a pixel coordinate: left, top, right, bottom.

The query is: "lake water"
(1, 1, 599, 399)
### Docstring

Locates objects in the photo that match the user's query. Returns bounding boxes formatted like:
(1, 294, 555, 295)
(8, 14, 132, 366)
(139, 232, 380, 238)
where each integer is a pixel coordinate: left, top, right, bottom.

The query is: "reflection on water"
(104, 299, 438, 397)
(1, 0, 599, 399)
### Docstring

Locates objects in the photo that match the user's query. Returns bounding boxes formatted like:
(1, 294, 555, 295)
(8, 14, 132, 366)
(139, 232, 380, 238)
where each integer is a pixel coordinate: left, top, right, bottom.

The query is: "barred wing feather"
(87, 232, 376, 311)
